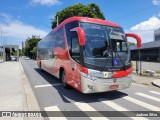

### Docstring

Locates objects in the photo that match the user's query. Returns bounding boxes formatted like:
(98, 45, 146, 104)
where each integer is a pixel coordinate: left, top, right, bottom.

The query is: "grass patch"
(140, 73, 149, 77)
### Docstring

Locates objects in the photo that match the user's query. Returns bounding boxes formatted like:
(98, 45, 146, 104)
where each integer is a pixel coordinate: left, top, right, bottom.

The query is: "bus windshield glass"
(80, 22, 130, 68)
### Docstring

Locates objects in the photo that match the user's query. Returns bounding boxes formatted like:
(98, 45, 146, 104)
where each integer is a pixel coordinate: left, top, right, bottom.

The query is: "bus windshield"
(80, 22, 130, 68)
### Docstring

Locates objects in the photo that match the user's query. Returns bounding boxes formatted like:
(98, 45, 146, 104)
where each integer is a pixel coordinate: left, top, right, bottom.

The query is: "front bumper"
(81, 73, 132, 93)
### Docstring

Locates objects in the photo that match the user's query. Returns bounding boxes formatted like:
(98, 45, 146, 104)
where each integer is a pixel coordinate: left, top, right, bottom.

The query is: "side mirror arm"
(126, 33, 142, 48)
(70, 27, 85, 46)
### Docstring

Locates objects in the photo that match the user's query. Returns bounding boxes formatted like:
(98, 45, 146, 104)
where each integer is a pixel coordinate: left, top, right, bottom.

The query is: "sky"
(0, 0, 160, 48)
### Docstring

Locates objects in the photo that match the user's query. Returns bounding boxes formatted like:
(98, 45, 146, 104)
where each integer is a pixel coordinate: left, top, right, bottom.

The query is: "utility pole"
(138, 49, 142, 75)
(0, 28, 8, 62)
(0, 27, 2, 62)
(1, 31, 8, 45)
(0, 29, 2, 46)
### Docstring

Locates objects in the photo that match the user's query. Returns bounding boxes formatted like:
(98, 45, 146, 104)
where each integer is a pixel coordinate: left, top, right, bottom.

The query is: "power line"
(37, 20, 51, 29)
(112, 5, 158, 21)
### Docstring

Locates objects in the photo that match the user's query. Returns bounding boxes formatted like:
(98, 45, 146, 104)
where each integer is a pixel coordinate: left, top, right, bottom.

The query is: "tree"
(19, 49, 24, 56)
(52, 3, 105, 29)
(24, 36, 41, 59)
(128, 42, 135, 46)
(30, 47, 37, 59)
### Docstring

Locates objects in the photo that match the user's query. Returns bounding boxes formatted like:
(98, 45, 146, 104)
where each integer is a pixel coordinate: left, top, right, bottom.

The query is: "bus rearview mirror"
(126, 33, 142, 48)
(70, 27, 85, 46)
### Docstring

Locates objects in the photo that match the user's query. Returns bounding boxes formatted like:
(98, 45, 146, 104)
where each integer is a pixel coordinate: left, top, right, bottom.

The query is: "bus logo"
(103, 72, 109, 78)
(113, 78, 117, 82)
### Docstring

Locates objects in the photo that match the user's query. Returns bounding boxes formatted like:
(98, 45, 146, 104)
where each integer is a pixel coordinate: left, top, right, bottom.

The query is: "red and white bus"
(37, 16, 142, 93)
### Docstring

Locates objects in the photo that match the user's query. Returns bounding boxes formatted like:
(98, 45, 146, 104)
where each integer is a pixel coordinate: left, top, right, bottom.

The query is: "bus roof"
(53, 16, 120, 32)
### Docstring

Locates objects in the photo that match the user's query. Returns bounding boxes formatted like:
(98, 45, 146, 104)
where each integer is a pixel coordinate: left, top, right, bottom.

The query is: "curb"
(152, 79, 160, 88)
(19, 61, 44, 120)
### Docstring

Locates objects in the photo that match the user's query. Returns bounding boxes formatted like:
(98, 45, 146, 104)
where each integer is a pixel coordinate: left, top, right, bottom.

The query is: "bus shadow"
(34, 68, 61, 84)
(34, 68, 128, 103)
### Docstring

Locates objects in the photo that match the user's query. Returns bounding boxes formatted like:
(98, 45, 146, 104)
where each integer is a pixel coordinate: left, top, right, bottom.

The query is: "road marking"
(34, 83, 62, 88)
(123, 96, 160, 111)
(135, 93, 160, 102)
(99, 99, 148, 120)
(149, 91, 160, 96)
(100, 99, 129, 111)
(44, 106, 67, 120)
(74, 102, 109, 120)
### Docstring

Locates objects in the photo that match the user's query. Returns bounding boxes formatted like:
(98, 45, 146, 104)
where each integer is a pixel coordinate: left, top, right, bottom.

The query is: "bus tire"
(61, 70, 69, 89)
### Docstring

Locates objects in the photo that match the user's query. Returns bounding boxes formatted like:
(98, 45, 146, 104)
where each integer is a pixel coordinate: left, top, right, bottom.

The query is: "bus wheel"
(61, 71, 69, 88)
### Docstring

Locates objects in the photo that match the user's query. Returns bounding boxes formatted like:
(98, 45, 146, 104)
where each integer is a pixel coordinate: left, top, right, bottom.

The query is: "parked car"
(11, 56, 17, 61)
(25, 57, 30, 60)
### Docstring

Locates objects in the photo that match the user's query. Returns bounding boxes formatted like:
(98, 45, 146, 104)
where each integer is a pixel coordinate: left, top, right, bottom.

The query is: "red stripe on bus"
(113, 67, 132, 78)
(53, 16, 120, 32)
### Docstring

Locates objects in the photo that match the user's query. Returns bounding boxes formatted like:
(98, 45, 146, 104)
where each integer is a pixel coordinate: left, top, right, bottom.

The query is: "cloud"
(152, 0, 160, 5)
(0, 13, 12, 22)
(0, 13, 47, 42)
(127, 16, 160, 43)
(31, 0, 61, 6)
(131, 17, 160, 30)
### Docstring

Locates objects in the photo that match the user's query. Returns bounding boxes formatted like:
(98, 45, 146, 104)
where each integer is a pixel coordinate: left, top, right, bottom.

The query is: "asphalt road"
(20, 58, 160, 120)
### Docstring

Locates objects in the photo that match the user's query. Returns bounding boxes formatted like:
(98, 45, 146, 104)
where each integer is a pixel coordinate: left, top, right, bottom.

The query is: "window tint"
(38, 31, 55, 59)
(38, 27, 66, 60)
(55, 28, 65, 48)
(71, 32, 80, 63)
(122, 42, 127, 51)
(116, 42, 121, 51)
(65, 21, 79, 51)
(112, 40, 127, 52)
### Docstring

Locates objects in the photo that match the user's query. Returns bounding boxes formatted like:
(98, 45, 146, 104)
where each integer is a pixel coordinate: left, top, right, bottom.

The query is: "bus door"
(70, 31, 81, 89)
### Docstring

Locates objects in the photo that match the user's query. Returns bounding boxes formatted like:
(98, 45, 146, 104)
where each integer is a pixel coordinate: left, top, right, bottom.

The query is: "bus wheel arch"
(60, 67, 69, 88)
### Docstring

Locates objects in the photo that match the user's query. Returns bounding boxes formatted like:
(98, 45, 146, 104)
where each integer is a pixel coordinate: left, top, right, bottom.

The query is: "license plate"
(110, 85, 119, 89)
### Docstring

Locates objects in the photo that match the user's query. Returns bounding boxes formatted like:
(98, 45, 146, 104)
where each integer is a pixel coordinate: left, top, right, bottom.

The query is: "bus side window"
(71, 32, 80, 63)
(55, 28, 65, 49)
(65, 21, 79, 51)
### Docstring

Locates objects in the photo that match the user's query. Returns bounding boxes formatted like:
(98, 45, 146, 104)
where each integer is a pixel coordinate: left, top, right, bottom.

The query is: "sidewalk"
(132, 61, 160, 88)
(132, 73, 160, 87)
(0, 61, 42, 120)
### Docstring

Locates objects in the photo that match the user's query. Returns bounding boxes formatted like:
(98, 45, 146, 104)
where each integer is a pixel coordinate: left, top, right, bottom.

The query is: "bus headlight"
(82, 73, 97, 81)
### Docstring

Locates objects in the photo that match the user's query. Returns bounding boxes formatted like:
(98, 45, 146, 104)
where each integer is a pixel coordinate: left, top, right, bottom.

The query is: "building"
(2, 45, 19, 61)
(154, 28, 160, 41)
(22, 41, 24, 49)
(130, 28, 160, 62)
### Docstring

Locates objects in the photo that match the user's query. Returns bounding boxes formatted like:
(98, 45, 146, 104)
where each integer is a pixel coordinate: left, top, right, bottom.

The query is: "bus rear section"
(37, 17, 142, 93)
